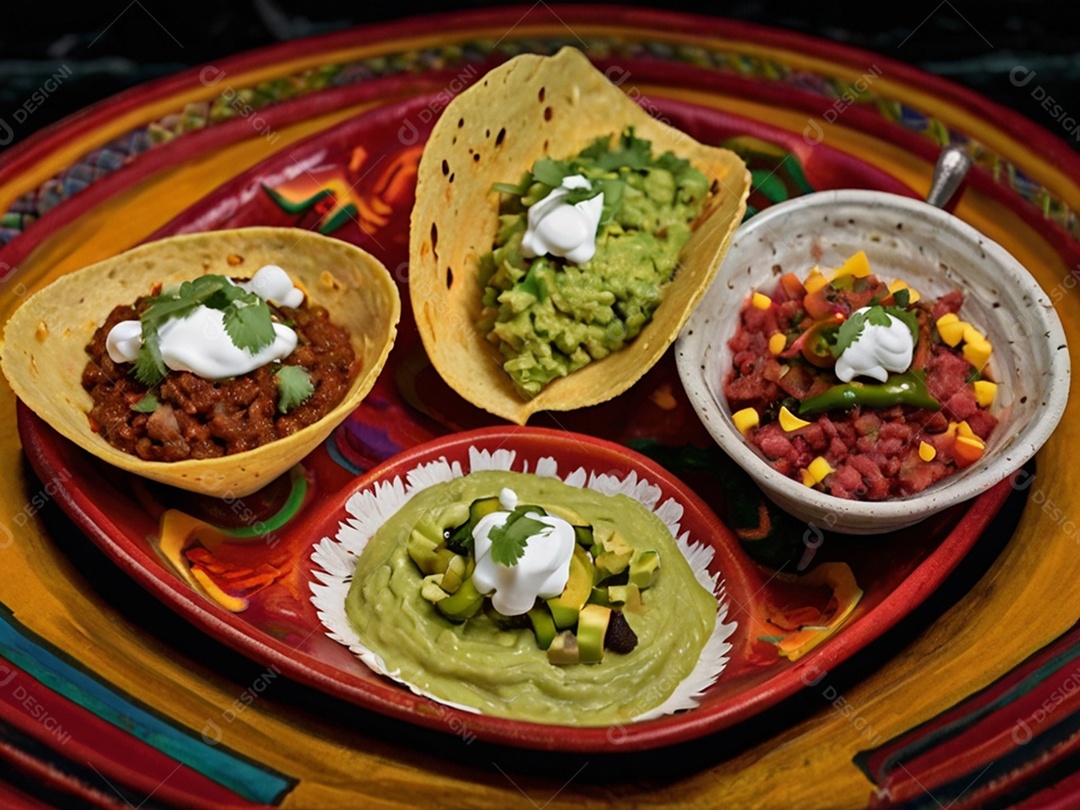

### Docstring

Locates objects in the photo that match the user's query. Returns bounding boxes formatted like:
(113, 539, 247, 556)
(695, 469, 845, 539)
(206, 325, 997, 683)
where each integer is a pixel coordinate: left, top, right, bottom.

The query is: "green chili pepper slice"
(798, 370, 940, 415)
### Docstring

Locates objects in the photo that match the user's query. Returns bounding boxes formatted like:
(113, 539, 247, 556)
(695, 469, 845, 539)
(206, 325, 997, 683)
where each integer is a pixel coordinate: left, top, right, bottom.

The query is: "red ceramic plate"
(16, 93, 1013, 752)
(20, 414, 1010, 752)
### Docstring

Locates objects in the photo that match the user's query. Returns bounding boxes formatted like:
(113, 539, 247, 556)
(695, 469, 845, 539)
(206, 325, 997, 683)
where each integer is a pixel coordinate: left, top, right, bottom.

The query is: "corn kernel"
(807, 456, 835, 483)
(973, 380, 997, 407)
(835, 250, 871, 279)
(962, 323, 986, 344)
(804, 268, 828, 294)
(801, 469, 817, 487)
(768, 333, 787, 355)
(779, 405, 811, 432)
(956, 420, 977, 440)
(918, 441, 936, 462)
(935, 313, 965, 347)
(733, 407, 760, 435)
(752, 291, 772, 310)
(887, 278, 921, 303)
(955, 434, 986, 462)
(962, 337, 992, 370)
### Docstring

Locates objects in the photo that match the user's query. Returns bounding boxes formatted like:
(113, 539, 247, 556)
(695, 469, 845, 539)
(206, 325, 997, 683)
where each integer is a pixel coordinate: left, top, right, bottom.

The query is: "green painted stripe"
(856, 625, 1080, 782)
(0, 606, 292, 804)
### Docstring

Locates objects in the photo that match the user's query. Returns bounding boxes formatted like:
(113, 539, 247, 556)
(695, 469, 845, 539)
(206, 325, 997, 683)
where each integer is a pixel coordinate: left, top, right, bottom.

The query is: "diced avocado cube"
(437, 502, 471, 531)
(587, 586, 612, 607)
(576, 604, 611, 663)
(545, 545, 594, 629)
(436, 577, 484, 622)
(420, 575, 449, 603)
(527, 607, 558, 650)
(408, 530, 451, 575)
(595, 549, 632, 579)
(573, 525, 594, 547)
(546, 630, 581, 665)
(469, 496, 502, 524)
(628, 550, 661, 589)
(440, 554, 468, 593)
(607, 583, 644, 614)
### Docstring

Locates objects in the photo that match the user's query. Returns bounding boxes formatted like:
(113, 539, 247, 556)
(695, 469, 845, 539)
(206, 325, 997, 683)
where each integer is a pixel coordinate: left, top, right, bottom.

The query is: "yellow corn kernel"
(935, 313, 966, 347)
(955, 433, 987, 460)
(945, 421, 960, 438)
(918, 441, 937, 462)
(801, 469, 817, 487)
(779, 405, 811, 432)
(962, 337, 992, 370)
(962, 323, 986, 344)
(768, 332, 788, 355)
(835, 250, 871, 279)
(955, 420, 976, 440)
(808, 456, 835, 484)
(804, 268, 828, 294)
(752, 291, 772, 310)
(887, 278, 921, 303)
(973, 380, 997, 407)
(733, 407, 760, 435)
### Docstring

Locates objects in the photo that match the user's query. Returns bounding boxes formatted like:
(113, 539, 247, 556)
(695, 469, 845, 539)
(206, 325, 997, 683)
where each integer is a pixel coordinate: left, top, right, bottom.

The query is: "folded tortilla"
(2, 227, 400, 497)
(409, 46, 750, 424)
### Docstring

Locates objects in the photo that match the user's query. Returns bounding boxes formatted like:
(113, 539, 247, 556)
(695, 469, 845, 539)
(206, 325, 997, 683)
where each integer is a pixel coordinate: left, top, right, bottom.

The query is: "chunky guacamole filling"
(478, 128, 710, 398)
(344, 470, 718, 725)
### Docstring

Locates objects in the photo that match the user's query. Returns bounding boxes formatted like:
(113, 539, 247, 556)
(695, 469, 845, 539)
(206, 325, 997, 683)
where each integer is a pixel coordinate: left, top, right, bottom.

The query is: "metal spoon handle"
(925, 145, 973, 208)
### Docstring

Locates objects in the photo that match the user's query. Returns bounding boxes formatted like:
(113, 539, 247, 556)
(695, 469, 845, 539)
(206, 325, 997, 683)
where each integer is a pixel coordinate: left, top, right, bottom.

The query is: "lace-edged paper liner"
(309, 446, 737, 722)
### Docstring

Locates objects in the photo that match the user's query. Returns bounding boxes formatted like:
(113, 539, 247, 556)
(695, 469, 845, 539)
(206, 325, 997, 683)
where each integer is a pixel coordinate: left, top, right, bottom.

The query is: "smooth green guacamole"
(345, 470, 718, 725)
(478, 128, 710, 398)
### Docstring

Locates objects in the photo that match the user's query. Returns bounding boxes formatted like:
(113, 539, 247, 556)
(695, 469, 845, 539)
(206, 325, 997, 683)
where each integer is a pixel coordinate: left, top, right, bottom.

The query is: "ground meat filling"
(82, 299, 357, 461)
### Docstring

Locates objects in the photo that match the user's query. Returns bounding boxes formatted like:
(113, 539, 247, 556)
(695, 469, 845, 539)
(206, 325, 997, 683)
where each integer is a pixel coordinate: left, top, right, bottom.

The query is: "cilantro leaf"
(223, 294, 275, 353)
(275, 365, 314, 413)
(489, 505, 549, 566)
(884, 305, 920, 345)
(129, 274, 279, 384)
(131, 392, 159, 413)
(831, 309, 868, 357)
(133, 324, 167, 385)
(865, 306, 892, 328)
(892, 288, 911, 308)
(531, 157, 572, 188)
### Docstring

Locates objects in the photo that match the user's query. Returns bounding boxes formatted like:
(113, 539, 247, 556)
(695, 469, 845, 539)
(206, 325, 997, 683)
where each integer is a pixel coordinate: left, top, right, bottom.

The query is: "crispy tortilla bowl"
(409, 46, 751, 425)
(1, 227, 400, 498)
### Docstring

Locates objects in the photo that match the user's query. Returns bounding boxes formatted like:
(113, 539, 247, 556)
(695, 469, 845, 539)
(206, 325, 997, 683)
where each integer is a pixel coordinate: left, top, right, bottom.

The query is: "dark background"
(2, 1, 1079, 153)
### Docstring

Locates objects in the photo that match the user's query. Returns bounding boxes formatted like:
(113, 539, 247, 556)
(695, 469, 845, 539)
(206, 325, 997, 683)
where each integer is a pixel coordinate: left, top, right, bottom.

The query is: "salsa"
(724, 253, 998, 500)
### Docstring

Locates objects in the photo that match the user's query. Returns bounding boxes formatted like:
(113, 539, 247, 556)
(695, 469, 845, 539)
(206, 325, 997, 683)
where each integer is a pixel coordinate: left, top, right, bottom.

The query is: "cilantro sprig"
(488, 505, 550, 566)
(275, 365, 314, 413)
(831, 305, 919, 358)
(133, 275, 276, 385)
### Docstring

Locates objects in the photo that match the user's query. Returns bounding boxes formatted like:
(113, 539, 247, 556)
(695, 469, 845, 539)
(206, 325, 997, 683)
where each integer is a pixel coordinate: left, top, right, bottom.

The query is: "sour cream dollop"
(520, 174, 604, 265)
(471, 487, 576, 616)
(834, 306, 914, 383)
(105, 265, 304, 380)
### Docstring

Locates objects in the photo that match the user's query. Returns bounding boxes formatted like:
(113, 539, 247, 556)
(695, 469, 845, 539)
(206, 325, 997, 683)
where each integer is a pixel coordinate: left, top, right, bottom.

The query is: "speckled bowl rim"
(675, 189, 1071, 530)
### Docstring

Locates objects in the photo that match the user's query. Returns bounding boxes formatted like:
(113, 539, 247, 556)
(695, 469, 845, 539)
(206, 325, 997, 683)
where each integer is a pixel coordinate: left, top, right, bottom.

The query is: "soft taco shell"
(409, 46, 750, 424)
(2, 227, 400, 498)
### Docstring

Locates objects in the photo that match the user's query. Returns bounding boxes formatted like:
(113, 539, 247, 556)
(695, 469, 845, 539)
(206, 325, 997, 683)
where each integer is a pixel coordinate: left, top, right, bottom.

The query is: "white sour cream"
(520, 174, 604, 265)
(835, 306, 914, 383)
(105, 265, 304, 380)
(471, 487, 576, 616)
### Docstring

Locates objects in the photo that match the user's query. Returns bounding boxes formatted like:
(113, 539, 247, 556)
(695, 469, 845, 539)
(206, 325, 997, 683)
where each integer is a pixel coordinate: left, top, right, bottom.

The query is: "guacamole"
(478, 128, 710, 398)
(344, 470, 719, 725)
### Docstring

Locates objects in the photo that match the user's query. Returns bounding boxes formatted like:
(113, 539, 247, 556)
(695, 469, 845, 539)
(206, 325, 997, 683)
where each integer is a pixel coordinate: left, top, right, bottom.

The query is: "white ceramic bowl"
(675, 190, 1070, 534)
